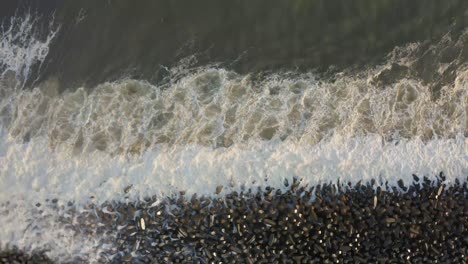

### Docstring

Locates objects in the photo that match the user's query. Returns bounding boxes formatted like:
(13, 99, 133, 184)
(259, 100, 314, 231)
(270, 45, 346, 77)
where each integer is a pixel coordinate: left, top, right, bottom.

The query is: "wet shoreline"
(2, 175, 466, 263)
(0, 247, 51, 264)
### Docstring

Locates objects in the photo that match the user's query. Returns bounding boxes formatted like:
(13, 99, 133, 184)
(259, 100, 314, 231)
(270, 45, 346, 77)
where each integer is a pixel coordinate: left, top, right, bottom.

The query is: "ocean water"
(0, 1, 467, 261)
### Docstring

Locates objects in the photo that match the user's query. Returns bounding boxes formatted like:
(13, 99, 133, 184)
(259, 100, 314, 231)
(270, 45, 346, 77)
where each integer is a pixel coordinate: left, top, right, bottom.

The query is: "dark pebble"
(0, 247, 52, 264)
(2, 175, 466, 263)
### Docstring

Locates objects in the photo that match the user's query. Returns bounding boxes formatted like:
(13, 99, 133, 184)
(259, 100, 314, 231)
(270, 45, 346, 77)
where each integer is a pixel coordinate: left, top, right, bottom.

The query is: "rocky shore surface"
(1, 174, 467, 263)
(0, 247, 51, 264)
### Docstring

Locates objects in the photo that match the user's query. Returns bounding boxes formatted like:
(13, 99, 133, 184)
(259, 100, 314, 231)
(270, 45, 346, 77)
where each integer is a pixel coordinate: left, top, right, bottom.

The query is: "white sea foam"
(0, 13, 58, 88)
(0, 128, 467, 260)
(1, 66, 466, 156)
(0, 200, 106, 262)
(0, 129, 466, 205)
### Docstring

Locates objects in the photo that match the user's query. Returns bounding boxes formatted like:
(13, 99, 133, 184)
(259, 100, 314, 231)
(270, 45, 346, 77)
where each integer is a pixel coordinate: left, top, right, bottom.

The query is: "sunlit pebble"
(24, 177, 464, 262)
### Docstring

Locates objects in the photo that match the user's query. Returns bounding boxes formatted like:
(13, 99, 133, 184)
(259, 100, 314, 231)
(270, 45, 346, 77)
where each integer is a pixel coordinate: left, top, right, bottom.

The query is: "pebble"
(2, 176, 466, 263)
(0, 247, 52, 264)
(110, 176, 467, 262)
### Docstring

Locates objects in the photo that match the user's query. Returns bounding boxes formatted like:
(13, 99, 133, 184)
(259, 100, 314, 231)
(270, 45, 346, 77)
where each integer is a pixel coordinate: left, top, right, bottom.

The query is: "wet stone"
(0, 248, 52, 264)
(216, 185, 224, 195)
(124, 185, 133, 194)
(3, 176, 465, 263)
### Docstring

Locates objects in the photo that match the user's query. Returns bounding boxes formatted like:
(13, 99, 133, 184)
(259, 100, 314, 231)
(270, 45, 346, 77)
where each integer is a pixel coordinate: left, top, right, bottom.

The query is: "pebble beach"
(2, 175, 466, 263)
